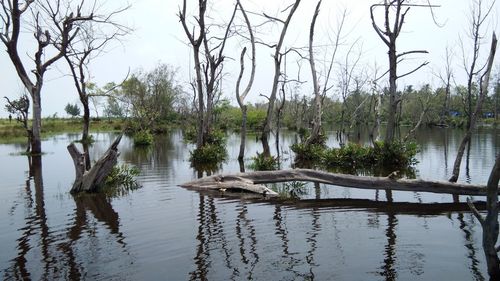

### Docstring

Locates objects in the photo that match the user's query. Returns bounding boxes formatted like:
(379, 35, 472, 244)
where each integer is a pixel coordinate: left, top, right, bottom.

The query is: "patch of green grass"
(0, 118, 125, 144)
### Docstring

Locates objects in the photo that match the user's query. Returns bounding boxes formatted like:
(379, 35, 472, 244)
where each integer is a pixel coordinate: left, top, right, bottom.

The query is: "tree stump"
(68, 135, 122, 193)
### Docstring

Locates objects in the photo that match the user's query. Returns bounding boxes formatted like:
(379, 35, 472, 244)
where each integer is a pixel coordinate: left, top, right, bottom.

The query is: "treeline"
(95, 69, 499, 133)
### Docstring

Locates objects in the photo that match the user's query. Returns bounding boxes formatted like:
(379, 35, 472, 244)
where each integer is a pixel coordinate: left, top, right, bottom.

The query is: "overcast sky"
(0, 0, 498, 118)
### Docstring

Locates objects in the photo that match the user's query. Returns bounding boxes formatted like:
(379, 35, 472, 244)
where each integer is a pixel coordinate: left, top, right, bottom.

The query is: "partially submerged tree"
(449, 33, 497, 183)
(260, 0, 301, 157)
(0, 0, 101, 154)
(305, 1, 322, 146)
(468, 150, 500, 278)
(64, 14, 129, 143)
(179, 0, 237, 151)
(370, 0, 433, 144)
(234, 0, 256, 161)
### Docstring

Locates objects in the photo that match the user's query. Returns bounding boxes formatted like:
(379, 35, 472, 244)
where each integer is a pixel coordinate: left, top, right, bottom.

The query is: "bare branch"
(397, 61, 429, 79)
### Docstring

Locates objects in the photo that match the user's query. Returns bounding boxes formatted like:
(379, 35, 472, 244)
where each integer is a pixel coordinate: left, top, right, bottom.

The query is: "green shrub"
(250, 152, 278, 171)
(103, 163, 141, 197)
(190, 143, 227, 164)
(133, 130, 154, 146)
(291, 142, 326, 164)
(188, 129, 228, 166)
(292, 140, 419, 174)
(372, 141, 419, 167)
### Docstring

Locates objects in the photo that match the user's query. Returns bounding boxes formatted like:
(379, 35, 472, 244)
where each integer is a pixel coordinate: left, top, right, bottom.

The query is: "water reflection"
(379, 212, 398, 280)
(456, 212, 485, 281)
(190, 195, 238, 281)
(1, 128, 499, 280)
(3, 156, 132, 281)
(235, 203, 259, 280)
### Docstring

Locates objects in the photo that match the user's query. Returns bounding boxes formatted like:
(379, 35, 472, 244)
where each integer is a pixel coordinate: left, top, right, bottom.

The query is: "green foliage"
(76, 134, 95, 144)
(272, 181, 308, 199)
(290, 142, 326, 163)
(188, 129, 227, 165)
(292, 140, 418, 173)
(212, 104, 267, 131)
(250, 152, 278, 171)
(65, 103, 81, 117)
(372, 141, 419, 167)
(190, 143, 227, 164)
(103, 163, 141, 197)
(133, 130, 154, 146)
(104, 97, 124, 118)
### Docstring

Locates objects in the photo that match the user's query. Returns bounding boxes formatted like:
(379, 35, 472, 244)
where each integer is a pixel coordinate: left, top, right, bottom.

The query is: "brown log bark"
(181, 168, 494, 197)
(68, 135, 122, 193)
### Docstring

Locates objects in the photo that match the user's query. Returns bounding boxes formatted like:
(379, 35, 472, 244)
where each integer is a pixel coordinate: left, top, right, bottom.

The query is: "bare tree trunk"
(450, 33, 497, 183)
(468, 152, 500, 279)
(235, 0, 256, 160)
(386, 43, 398, 144)
(68, 135, 122, 193)
(238, 106, 247, 160)
(193, 46, 205, 148)
(305, 1, 322, 146)
(182, 168, 496, 197)
(371, 91, 382, 145)
(370, 1, 430, 145)
(31, 89, 42, 155)
(261, 0, 301, 157)
(482, 153, 500, 278)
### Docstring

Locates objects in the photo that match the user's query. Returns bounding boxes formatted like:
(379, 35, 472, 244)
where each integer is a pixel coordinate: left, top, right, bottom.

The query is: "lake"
(0, 126, 499, 280)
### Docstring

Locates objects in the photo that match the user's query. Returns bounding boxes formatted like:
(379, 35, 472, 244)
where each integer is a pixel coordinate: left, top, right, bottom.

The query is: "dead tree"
(235, 0, 256, 161)
(434, 46, 454, 125)
(64, 14, 129, 145)
(304, 1, 324, 146)
(260, 0, 301, 157)
(338, 40, 363, 143)
(181, 168, 497, 197)
(450, 33, 497, 183)
(459, 0, 496, 130)
(468, 151, 500, 278)
(68, 135, 122, 193)
(179, 0, 237, 150)
(0, 0, 101, 155)
(370, 0, 433, 144)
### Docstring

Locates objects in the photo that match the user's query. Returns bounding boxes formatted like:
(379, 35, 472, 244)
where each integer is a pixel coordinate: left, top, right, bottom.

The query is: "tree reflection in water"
(3, 156, 132, 280)
(456, 212, 485, 281)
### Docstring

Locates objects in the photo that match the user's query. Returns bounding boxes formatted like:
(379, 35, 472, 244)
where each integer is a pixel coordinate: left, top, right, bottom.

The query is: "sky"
(0, 0, 499, 118)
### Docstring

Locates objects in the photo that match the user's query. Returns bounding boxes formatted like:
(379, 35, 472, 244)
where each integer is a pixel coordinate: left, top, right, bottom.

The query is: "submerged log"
(181, 168, 495, 197)
(68, 135, 122, 193)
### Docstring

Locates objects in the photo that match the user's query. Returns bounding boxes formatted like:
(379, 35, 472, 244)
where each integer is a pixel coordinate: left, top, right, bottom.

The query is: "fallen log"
(68, 135, 122, 193)
(180, 168, 495, 197)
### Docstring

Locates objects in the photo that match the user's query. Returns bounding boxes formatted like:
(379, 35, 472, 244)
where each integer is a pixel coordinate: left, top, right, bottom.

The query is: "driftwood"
(68, 135, 122, 193)
(181, 168, 495, 197)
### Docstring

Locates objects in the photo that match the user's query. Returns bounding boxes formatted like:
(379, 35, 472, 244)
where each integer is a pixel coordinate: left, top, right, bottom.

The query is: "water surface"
(0, 127, 499, 280)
